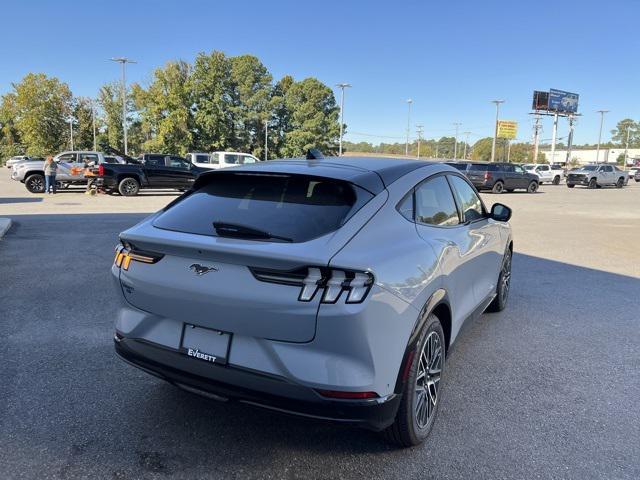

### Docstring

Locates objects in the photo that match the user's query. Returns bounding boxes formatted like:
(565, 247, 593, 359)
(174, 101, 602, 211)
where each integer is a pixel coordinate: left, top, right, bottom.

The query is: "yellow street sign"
(497, 120, 518, 139)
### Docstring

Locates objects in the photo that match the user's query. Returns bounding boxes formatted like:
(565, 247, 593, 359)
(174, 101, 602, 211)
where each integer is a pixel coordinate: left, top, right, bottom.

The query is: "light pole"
(490, 100, 505, 162)
(336, 83, 351, 156)
(110, 57, 137, 155)
(91, 99, 97, 151)
(595, 110, 609, 164)
(623, 122, 631, 170)
(453, 122, 461, 159)
(416, 124, 424, 159)
(463, 131, 471, 159)
(69, 117, 74, 150)
(264, 119, 268, 161)
(405, 99, 413, 156)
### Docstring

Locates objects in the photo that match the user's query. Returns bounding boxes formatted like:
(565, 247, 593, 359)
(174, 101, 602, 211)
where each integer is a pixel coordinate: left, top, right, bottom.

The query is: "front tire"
(118, 177, 140, 196)
(487, 248, 512, 313)
(25, 174, 45, 193)
(588, 178, 597, 189)
(527, 181, 538, 193)
(616, 177, 625, 188)
(567, 184, 575, 188)
(553, 175, 561, 185)
(492, 181, 504, 194)
(384, 314, 445, 447)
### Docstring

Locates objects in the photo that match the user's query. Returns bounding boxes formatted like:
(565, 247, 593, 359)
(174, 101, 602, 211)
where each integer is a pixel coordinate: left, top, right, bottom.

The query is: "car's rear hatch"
(116, 170, 385, 343)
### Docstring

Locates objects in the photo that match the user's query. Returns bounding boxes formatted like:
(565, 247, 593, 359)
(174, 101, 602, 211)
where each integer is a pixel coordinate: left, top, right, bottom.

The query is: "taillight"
(98, 164, 105, 176)
(114, 243, 164, 271)
(251, 266, 374, 304)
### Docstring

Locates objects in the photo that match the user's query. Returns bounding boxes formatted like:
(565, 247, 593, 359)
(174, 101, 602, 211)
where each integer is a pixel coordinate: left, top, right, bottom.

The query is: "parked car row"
(9, 150, 264, 195)
(445, 161, 540, 193)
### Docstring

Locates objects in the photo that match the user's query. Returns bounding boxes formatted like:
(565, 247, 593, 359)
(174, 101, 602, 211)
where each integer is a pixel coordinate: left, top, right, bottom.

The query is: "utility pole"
(336, 83, 351, 156)
(91, 99, 97, 151)
(490, 100, 504, 162)
(550, 112, 559, 165)
(623, 122, 631, 170)
(405, 99, 413, 156)
(109, 57, 137, 155)
(595, 110, 609, 164)
(463, 131, 471, 159)
(69, 117, 74, 150)
(264, 119, 268, 161)
(453, 122, 461, 159)
(507, 139, 511, 162)
(565, 114, 575, 166)
(532, 114, 542, 164)
(416, 124, 424, 159)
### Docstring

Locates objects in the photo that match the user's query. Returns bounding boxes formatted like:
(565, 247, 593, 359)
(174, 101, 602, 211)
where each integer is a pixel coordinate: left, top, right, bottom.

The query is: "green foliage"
(73, 97, 97, 150)
(610, 119, 640, 147)
(2, 73, 73, 156)
(133, 60, 194, 155)
(281, 78, 340, 157)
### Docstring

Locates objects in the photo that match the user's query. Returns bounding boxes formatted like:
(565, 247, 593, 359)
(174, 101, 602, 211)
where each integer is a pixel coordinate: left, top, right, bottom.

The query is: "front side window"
(167, 157, 189, 169)
(448, 175, 485, 223)
(241, 155, 257, 164)
(57, 153, 77, 163)
(225, 154, 241, 165)
(514, 165, 525, 174)
(414, 176, 459, 227)
(196, 154, 210, 164)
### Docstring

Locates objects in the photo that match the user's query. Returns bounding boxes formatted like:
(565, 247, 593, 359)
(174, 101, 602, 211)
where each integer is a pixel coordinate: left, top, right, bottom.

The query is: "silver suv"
(112, 157, 513, 446)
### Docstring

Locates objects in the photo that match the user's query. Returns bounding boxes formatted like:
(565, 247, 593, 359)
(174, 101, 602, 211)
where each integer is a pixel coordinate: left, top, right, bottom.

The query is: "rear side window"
(414, 176, 459, 226)
(196, 154, 209, 163)
(469, 163, 497, 171)
(448, 175, 485, 222)
(445, 163, 468, 171)
(153, 173, 373, 243)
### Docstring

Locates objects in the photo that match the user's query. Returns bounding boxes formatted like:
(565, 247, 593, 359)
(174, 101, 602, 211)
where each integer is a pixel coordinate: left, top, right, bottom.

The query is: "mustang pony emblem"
(189, 264, 218, 276)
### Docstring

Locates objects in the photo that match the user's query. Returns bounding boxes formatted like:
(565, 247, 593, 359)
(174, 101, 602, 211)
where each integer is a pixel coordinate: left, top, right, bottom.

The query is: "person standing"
(43, 156, 57, 194)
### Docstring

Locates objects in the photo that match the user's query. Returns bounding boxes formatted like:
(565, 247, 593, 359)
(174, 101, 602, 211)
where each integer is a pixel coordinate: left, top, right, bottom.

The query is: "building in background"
(541, 148, 640, 166)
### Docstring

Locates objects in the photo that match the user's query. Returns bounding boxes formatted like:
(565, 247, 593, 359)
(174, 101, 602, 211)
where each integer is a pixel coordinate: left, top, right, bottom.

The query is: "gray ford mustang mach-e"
(112, 156, 513, 447)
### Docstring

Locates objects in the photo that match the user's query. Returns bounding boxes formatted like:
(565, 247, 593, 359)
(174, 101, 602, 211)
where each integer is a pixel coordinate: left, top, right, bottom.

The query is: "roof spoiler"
(306, 149, 324, 160)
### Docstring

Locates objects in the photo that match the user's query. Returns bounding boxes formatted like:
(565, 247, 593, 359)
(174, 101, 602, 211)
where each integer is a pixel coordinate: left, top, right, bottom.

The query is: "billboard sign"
(497, 120, 518, 139)
(532, 90, 550, 111)
(548, 89, 579, 113)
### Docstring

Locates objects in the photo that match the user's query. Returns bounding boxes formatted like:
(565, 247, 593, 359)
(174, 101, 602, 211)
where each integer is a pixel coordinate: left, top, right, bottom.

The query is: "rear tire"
(25, 174, 45, 193)
(492, 181, 504, 194)
(487, 248, 512, 313)
(384, 314, 445, 447)
(118, 177, 140, 196)
(527, 181, 538, 193)
(567, 184, 575, 188)
(553, 175, 560, 185)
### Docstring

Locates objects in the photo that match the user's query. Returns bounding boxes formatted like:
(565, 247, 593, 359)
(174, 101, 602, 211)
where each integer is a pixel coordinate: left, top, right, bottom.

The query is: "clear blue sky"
(2, 0, 638, 146)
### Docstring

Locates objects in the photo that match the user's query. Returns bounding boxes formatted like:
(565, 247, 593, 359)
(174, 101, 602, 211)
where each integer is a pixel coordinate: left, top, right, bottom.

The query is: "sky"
(1, 0, 639, 146)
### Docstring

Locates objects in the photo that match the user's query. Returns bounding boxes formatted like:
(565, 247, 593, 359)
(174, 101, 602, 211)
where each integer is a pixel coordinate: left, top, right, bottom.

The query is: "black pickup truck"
(95, 153, 207, 196)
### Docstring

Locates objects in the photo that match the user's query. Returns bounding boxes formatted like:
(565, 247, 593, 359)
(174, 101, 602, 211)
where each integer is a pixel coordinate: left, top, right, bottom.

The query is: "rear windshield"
(468, 163, 498, 171)
(153, 172, 373, 243)
(445, 163, 468, 171)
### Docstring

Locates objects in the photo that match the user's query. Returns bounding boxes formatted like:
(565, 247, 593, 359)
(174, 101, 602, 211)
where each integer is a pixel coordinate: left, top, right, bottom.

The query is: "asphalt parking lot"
(1, 172, 639, 479)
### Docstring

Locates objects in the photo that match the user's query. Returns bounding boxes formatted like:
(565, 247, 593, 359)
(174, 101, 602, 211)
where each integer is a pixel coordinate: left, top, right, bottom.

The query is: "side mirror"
(490, 203, 511, 222)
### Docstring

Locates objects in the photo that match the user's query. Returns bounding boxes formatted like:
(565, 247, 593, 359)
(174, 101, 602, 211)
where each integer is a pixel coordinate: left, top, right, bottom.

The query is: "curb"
(0, 218, 12, 239)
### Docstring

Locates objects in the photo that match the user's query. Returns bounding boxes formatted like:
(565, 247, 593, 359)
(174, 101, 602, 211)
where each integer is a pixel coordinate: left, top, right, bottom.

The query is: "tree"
(73, 97, 97, 150)
(470, 137, 494, 161)
(8, 73, 73, 156)
(0, 92, 23, 160)
(133, 60, 194, 155)
(267, 75, 294, 158)
(98, 82, 124, 151)
(281, 78, 340, 157)
(189, 51, 234, 151)
(229, 55, 272, 156)
(610, 119, 640, 148)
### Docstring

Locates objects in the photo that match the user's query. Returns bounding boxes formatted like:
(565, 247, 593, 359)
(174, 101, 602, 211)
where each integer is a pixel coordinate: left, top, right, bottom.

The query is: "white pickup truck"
(186, 151, 262, 170)
(523, 164, 564, 185)
(11, 151, 108, 193)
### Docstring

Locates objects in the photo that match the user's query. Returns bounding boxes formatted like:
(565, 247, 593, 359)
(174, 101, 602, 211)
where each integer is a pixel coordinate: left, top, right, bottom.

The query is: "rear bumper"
(114, 335, 401, 431)
(96, 177, 117, 188)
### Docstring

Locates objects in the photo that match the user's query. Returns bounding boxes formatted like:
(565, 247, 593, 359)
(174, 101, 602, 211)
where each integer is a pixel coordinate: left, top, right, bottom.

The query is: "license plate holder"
(180, 324, 231, 365)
